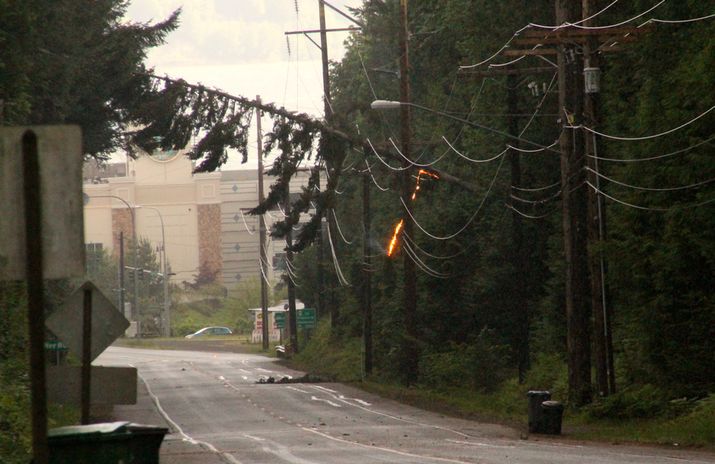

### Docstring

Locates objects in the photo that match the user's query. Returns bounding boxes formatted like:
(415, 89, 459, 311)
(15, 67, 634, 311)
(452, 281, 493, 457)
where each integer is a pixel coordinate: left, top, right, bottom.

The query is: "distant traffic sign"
(45, 281, 129, 361)
(297, 308, 316, 329)
(274, 308, 316, 330)
(274, 312, 286, 329)
(44, 340, 67, 351)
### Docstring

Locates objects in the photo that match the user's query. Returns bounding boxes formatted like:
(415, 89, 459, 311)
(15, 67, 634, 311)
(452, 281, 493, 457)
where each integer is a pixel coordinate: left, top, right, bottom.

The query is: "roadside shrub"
(419, 328, 510, 392)
(524, 352, 568, 401)
(586, 384, 670, 419)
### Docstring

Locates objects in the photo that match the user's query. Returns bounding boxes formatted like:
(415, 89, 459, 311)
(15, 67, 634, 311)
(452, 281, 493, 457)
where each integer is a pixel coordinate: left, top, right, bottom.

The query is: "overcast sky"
(124, 0, 362, 169)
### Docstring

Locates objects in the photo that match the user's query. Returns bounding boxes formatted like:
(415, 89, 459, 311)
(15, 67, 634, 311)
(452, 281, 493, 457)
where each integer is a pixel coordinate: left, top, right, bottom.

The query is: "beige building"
(83, 150, 318, 287)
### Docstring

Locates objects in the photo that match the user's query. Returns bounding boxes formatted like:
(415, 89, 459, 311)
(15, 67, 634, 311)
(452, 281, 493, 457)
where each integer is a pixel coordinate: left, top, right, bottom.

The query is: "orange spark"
(387, 219, 404, 257)
(386, 169, 439, 257)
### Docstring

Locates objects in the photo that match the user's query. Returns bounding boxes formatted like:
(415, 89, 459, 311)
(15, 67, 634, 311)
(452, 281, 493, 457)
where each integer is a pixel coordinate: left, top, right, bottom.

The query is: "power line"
(331, 209, 354, 245)
(588, 135, 715, 162)
(586, 166, 715, 192)
(401, 153, 507, 241)
(586, 181, 715, 211)
(568, 105, 715, 141)
(505, 202, 553, 219)
(512, 180, 561, 192)
(641, 12, 715, 25)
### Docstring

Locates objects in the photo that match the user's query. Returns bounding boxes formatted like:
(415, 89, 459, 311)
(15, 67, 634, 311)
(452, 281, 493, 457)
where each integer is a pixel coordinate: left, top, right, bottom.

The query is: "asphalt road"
(96, 346, 715, 464)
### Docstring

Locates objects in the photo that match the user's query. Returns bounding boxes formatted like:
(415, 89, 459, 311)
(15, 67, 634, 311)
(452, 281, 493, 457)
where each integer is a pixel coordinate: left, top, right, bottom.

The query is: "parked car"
(184, 326, 233, 339)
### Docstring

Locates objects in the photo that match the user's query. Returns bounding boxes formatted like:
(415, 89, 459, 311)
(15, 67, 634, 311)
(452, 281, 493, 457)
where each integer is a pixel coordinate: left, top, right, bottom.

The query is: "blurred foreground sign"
(0, 125, 84, 280)
(46, 281, 129, 361)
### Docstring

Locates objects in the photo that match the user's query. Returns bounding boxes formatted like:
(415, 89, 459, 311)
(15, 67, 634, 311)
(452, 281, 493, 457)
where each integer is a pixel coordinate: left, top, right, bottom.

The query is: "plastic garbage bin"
(48, 421, 168, 464)
(541, 400, 564, 435)
(527, 390, 552, 433)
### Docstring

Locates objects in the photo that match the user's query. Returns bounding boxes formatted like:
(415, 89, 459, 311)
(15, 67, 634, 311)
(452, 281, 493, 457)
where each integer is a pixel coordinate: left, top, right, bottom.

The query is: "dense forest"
(287, 0, 715, 407)
(1, 1, 713, 459)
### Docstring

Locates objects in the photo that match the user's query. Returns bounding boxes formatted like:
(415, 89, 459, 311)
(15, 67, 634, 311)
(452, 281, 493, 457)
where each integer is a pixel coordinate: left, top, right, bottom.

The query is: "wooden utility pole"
(399, 0, 418, 384)
(285, 182, 299, 353)
(582, 0, 615, 397)
(362, 153, 373, 375)
(556, 0, 592, 406)
(256, 96, 270, 351)
(317, 1, 339, 330)
(506, 75, 530, 383)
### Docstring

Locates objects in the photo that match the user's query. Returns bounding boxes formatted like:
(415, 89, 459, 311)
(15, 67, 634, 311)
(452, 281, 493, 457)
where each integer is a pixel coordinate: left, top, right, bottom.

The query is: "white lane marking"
(255, 367, 271, 373)
(285, 386, 310, 394)
(238, 369, 250, 374)
(446, 439, 514, 449)
(139, 373, 242, 464)
(241, 376, 249, 380)
(312, 385, 337, 393)
(303, 427, 474, 464)
(309, 385, 471, 439)
(242, 434, 265, 442)
(339, 394, 371, 406)
(310, 396, 342, 408)
(218, 376, 226, 381)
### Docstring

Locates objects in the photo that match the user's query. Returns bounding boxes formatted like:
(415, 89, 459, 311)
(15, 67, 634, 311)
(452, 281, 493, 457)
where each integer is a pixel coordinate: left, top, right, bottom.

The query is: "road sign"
(274, 309, 316, 330)
(44, 340, 67, 351)
(0, 126, 85, 280)
(45, 281, 129, 361)
(274, 312, 286, 329)
(297, 308, 316, 329)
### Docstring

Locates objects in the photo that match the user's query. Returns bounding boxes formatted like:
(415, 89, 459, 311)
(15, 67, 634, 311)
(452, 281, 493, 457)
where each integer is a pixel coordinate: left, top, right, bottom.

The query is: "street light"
(370, 100, 559, 153)
(87, 194, 139, 326)
(139, 206, 171, 338)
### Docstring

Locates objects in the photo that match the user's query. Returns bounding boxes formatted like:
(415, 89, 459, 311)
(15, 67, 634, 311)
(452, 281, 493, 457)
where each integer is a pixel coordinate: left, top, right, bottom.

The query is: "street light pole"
(142, 206, 171, 337)
(91, 194, 139, 325)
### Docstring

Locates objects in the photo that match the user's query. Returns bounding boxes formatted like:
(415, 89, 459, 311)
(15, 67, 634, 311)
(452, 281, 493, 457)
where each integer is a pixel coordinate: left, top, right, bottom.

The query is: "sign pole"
(22, 130, 48, 463)
(81, 288, 92, 424)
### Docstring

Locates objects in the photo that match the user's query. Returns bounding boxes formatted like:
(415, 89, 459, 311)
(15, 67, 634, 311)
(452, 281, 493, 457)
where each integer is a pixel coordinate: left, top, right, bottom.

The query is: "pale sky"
(124, 0, 363, 169)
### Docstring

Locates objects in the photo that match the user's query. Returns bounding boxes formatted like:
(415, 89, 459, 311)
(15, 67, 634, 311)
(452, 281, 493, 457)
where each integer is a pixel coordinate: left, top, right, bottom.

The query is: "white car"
(184, 326, 233, 339)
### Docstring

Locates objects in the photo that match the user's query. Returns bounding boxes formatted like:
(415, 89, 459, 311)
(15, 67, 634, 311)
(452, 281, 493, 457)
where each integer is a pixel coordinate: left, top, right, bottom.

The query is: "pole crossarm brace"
(322, 0, 365, 28)
(142, 73, 480, 193)
(506, 24, 654, 57)
(285, 26, 361, 35)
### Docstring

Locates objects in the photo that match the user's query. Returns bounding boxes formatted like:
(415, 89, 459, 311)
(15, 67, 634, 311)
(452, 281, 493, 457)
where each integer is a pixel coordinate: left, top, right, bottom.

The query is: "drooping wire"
(325, 220, 350, 286)
(505, 202, 553, 219)
(528, 0, 623, 30)
(388, 137, 451, 167)
(402, 238, 451, 279)
(401, 153, 507, 241)
(586, 181, 715, 211)
(441, 138, 508, 163)
(512, 180, 561, 192)
(510, 188, 562, 204)
(239, 209, 256, 235)
(586, 167, 715, 192)
(403, 232, 464, 260)
(363, 159, 390, 192)
(588, 135, 715, 163)
(366, 138, 411, 171)
(554, 0, 667, 30)
(331, 209, 354, 245)
(641, 12, 715, 25)
(567, 106, 714, 141)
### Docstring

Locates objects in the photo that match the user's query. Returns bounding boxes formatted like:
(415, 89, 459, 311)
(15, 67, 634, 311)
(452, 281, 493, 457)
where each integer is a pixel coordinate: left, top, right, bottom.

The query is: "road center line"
(302, 427, 475, 464)
(309, 385, 472, 439)
(139, 373, 243, 464)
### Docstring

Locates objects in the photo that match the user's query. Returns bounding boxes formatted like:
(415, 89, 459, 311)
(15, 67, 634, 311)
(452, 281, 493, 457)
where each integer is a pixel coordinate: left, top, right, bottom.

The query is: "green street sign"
(273, 308, 316, 329)
(274, 312, 286, 329)
(44, 340, 67, 351)
(297, 308, 316, 329)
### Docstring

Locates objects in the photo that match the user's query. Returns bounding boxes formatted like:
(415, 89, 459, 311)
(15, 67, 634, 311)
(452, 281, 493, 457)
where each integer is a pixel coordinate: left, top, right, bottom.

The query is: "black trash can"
(48, 421, 168, 464)
(541, 400, 564, 435)
(527, 390, 552, 433)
